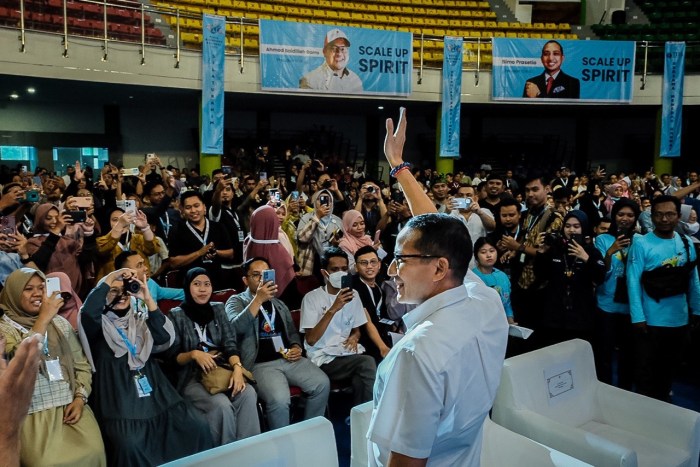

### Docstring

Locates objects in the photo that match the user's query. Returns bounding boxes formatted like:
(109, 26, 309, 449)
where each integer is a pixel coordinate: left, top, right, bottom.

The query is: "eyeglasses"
(248, 272, 262, 279)
(391, 254, 442, 267)
(652, 211, 678, 220)
(357, 259, 380, 267)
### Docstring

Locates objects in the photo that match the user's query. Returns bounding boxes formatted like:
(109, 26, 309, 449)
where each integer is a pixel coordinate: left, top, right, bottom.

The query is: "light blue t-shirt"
(594, 233, 639, 314)
(627, 232, 700, 326)
(471, 267, 514, 318)
(148, 278, 185, 302)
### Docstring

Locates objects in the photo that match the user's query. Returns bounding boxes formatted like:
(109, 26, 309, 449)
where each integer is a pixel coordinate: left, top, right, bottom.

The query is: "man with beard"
(430, 174, 450, 213)
(481, 174, 507, 216)
(168, 191, 233, 289)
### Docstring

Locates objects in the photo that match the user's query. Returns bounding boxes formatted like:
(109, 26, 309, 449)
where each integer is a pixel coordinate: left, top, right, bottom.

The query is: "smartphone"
(73, 196, 93, 208)
(262, 269, 275, 284)
(25, 190, 39, 203)
(259, 172, 267, 182)
(46, 277, 61, 296)
(340, 274, 352, 290)
(453, 197, 471, 210)
(290, 190, 299, 200)
(146, 153, 156, 161)
(67, 210, 87, 223)
(0, 216, 16, 235)
(121, 168, 140, 176)
(319, 194, 331, 206)
(391, 190, 405, 204)
(21, 165, 27, 174)
(374, 230, 382, 243)
(116, 199, 137, 214)
(32, 176, 42, 186)
(221, 165, 232, 175)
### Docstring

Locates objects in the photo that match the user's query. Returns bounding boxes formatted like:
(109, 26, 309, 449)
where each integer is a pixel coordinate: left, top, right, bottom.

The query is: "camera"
(366, 185, 375, 193)
(543, 232, 564, 247)
(122, 277, 141, 294)
(322, 180, 333, 189)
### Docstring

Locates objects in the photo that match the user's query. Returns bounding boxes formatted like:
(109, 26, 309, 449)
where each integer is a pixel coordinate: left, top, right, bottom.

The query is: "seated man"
(226, 257, 330, 430)
(351, 245, 391, 362)
(168, 191, 233, 290)
(300, 247, 376, 406)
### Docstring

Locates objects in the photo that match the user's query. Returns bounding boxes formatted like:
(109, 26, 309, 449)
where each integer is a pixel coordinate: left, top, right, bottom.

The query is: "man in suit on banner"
(523, 40, 580, 99)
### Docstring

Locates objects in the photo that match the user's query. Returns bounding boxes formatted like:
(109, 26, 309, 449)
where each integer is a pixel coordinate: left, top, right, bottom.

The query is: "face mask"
(681, 221, 700, 236)
(327, 271, 346, 289)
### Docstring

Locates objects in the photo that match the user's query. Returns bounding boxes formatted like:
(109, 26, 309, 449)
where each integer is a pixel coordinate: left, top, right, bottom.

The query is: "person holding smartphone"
(296, 188, 342, 278)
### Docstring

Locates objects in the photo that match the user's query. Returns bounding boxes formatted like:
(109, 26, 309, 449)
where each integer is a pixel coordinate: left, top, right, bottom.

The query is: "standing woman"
(0, 268, 105, 466)
(593, 198, 640, 389)
(168, 268, 260, 445)
(80, 268, 213, 466)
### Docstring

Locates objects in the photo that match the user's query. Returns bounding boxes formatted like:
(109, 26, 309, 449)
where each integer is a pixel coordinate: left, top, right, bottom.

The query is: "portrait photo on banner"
(259, 20, 413, 97)
(491, 38, 636, 103)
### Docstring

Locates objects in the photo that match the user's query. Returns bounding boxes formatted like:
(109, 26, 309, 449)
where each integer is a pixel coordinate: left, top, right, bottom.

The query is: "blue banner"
(492, 38, 636, 103)
(440, 37, 463, 158)
(260, 20, 412, 96)
(201, 14, 225, 154)
(660, 42, 685, 158)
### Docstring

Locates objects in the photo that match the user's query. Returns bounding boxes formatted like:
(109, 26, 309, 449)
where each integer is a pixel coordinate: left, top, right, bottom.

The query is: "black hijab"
(180, 267, 215, 326)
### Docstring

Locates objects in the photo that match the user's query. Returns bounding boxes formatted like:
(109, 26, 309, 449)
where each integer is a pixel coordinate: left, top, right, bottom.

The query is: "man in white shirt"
(301, 246, 376, 406)
(368, 107, 508, 466)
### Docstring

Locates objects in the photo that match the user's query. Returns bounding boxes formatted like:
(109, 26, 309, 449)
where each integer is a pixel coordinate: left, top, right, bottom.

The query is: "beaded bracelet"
(390, 162, 412, 178)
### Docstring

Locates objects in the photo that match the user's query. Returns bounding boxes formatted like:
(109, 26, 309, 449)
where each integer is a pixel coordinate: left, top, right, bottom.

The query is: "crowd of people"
(0, 114, 699, 465)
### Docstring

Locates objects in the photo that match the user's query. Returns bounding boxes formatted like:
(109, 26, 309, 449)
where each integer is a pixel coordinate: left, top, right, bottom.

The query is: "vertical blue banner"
(440, 37, 463, 159)
(201, 14, 225, 154)
(660, 42, 685, 158)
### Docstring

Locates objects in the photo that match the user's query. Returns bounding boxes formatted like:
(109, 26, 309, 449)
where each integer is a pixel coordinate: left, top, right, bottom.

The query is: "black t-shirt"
(168, 219, 233, 288)
(208, 205, 245, 266)
(255, 303, 290, 363)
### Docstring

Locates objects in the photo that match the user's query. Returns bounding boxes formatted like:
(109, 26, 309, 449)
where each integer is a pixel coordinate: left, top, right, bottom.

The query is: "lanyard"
(117, 229, 132, 252)
(259, 303, 277, 333)
(362, 280, 382, 316)
(160, 212, 171, 237)
(115, 327, 139, 360)
(226, 209, 242, 230)
(186, 219, 210, 246)
(524, 209, 545, 234)
(193, 323, 215, 346)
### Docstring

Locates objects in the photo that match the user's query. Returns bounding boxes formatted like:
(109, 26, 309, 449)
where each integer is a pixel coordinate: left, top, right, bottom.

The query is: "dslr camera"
(122, 277, 141, 294)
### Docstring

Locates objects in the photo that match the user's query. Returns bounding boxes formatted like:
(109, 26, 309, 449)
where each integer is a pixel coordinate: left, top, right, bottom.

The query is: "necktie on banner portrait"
(660, 42, 685, 158)
(491, 39, 636, 103)
(440, 36, 463, 159)
(201, 14, 225, 154)
(259, 20, 412, 97)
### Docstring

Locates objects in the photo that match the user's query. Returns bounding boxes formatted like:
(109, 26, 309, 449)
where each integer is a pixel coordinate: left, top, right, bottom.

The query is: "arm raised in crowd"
(384, 108, 437, 216)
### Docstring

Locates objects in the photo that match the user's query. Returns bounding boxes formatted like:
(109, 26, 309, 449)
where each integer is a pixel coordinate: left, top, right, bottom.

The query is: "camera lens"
(366, 186, 375, 193)
(122, 278, 141, 294)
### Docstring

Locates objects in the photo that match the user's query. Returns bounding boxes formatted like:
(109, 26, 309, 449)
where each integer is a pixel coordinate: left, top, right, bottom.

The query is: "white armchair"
(492, 339, 700, 467)
(351, 401, 592, 467)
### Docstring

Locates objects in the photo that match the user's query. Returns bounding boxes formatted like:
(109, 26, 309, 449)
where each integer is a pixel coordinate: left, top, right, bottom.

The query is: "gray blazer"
(225, 289, 302, 370)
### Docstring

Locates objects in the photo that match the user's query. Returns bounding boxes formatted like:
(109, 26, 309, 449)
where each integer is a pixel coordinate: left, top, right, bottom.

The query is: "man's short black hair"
(1, 182, 21, 195)
(401, 213, 471, 281)
(552, 187, 571, 201)
(498, 197, 521, 212)
(114, 250, 140, 270)
(321, 246, 348, 269)
(651, 194, 681, 214)
(180, 190, 205, 205)
(354, 245, 378, 262)
(486, 173, 504, 183)
(243, 256, 270, 275)
(524, 175, 548, 187)
(144, 181, 165, 197)
(543, 40, 564, 55)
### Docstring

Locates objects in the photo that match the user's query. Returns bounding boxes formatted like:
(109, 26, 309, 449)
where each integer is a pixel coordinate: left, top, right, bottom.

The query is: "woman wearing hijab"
(533, 210, 606, 348)
(244, 205, 296, 297)
(80, 267, 212, 466)
(603, 182, 623, 213)
(0, 268, 105, 466)
(95, 207, 159, 281)
(338, 209, 374, 273)
(46, 271, 82, 330)
(25, 203, 97, 296)
(168, 268, 260, 445)
(593, 198, 640, 389)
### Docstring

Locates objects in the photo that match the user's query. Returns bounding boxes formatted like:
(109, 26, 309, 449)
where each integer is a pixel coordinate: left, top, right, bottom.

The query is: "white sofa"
(492, 339, 700, 467)
(161, 416, 338, 467)
(350, 401, 591, 466)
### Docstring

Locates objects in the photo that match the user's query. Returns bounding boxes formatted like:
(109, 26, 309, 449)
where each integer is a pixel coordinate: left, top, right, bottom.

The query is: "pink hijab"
(338, 210, 373, 255)
(243, 205, 295, 295)
(46, 271, 82, 330)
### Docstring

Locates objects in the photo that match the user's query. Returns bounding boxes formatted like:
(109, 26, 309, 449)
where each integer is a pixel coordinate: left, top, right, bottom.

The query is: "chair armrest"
(493, 408, 637, 467)
(596, 382, 700, 453)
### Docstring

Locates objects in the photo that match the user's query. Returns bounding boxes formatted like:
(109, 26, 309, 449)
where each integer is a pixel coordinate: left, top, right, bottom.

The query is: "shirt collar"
(323, 62, 350, 78)
(402, 284, 468, 331)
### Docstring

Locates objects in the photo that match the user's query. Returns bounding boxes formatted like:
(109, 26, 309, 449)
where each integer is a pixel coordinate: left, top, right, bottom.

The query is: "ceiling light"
(26, 87, 36, 94)
(377, 106, 384, 110)
(9, 93, 19, 100)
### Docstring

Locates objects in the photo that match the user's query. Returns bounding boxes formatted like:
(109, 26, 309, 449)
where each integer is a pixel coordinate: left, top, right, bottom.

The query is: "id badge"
(134, 374, 152, 398)
(520, 253, 526, 263)
(272, 335, 285, 353)
(45, 358, 65, 382)
(238, 231, 245, 242)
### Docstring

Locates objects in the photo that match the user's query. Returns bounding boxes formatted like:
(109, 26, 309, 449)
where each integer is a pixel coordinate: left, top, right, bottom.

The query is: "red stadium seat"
(211, 288, 237, 303)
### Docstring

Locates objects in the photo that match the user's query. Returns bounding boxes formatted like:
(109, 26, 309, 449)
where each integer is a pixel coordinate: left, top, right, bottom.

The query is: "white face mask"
(327, 271, 346, 289)
(681, 221, 700, 236)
